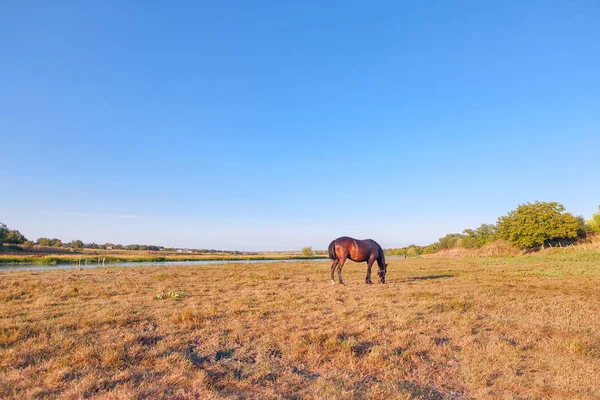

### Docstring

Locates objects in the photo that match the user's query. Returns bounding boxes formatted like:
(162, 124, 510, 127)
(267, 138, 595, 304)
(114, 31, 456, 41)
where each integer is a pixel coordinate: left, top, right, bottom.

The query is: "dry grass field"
(1, 255, 600, 399)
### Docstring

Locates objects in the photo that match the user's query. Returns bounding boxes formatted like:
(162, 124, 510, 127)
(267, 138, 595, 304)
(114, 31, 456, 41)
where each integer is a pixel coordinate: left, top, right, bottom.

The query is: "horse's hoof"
(330, 280, 336, 285)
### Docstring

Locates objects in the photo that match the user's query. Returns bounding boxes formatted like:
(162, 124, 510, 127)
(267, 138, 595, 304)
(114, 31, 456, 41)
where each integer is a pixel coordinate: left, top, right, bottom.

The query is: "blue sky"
(1, 1, 599, 250)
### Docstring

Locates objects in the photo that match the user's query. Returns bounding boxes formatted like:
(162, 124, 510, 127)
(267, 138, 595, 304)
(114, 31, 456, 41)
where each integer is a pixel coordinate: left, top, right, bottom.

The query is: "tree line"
(0, 224, 239, 254)
(387, 202, 600, 256)
(4, 201, 600, 256)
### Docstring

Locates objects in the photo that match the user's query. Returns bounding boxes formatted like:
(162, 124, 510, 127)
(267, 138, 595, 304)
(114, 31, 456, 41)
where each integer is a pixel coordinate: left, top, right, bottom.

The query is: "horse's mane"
(376, 242, 385, 264)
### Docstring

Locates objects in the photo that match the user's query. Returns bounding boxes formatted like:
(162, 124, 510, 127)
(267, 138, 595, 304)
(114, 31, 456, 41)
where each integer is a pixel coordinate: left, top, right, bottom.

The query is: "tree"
(438, 233, 463, 250)
(69, 240, 84, 249)
(587, 205, 600, 234)
(461, 223, 497, 249)
(5, 230, 27, 244)
(496, 201, 584, 249)
(0, 222, 8, 244)
(406, 245, 422, 256)
(421, 242, 440, 254)
(37, 237, 52, 246)
(302, 246, 314, 257)
(37, 238, 63, 247)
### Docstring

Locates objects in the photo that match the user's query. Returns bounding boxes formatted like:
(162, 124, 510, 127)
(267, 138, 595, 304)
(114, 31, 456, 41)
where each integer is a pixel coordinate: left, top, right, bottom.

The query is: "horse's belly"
(349, 245, 367, 262)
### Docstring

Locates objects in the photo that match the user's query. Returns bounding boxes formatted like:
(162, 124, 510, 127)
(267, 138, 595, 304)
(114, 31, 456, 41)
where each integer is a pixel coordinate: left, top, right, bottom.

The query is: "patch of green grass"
(155, 291, 187, 300)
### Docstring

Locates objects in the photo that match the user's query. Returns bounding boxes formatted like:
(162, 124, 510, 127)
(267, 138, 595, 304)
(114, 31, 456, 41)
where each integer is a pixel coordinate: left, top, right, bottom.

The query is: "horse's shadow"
(400, 274, 454, 282)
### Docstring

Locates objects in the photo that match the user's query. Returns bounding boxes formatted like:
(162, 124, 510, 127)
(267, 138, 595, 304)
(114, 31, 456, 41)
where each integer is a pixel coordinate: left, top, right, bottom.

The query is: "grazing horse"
(328, 236, 388, 285)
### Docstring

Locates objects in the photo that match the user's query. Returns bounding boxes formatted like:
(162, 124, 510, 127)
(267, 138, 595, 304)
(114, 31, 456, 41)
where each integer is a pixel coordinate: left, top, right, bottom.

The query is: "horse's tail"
(328, 240, 336, 260)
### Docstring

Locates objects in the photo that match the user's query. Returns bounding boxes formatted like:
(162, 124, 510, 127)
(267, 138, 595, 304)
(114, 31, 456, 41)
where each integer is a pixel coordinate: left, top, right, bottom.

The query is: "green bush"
(421, 242, 440, 254)
(496, 201, 584, 249)
(438, 233, 463, 250)
(461, 224, 496, 249)
(301, 246, 313, 257)
(587, 205, 600, 234)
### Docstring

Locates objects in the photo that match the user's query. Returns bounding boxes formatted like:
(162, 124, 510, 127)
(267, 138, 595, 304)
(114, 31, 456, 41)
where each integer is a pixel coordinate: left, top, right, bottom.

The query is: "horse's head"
(378, 263, 388, 283)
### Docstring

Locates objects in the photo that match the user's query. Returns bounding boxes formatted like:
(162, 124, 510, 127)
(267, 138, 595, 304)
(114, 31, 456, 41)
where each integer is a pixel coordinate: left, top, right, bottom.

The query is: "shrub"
(438, 233, 463, 250)
(421, 242, 440, 254)
(587, 205, 600, 234)
(301, 246, 313, 257)
(461, 224, 496, 249)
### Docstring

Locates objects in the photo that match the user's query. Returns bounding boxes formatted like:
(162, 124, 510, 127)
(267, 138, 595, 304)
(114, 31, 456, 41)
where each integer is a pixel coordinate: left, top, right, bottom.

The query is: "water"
(0, 258, 329, 272)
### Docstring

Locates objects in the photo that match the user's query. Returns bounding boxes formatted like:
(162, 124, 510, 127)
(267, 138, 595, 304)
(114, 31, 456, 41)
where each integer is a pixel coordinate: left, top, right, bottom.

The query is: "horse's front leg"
(365, 260, 375, 284)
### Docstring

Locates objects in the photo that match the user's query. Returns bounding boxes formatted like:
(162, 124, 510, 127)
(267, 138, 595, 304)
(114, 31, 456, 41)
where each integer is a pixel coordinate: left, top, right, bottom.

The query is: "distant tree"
(406, 245, 422, 256)
(0, 222, 8, 243)
(461, 223, 497, 249)
(4, 230, 27, 245)
(38, 237, 64, 247)
(302, 246, 314, 257)
(69, 240, 84, 249)
(497, 201, 584, 249)
(37, 237, 52, 246)
(22, 240, 34, 249)
(587, 205, 600, 235)
(438, 233, 463, 250)
(421, 242, 440, 254)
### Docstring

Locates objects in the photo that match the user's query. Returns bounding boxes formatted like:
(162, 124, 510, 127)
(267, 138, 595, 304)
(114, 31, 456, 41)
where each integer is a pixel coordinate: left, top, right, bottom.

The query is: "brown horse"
(328, 236, 388, 285)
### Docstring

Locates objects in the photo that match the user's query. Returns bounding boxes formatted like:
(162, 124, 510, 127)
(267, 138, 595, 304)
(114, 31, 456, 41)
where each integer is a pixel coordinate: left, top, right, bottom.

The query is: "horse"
(328, 236, 388, 285)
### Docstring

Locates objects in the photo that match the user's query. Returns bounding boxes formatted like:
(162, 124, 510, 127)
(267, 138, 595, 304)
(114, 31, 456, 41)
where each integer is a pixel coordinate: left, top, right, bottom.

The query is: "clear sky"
(1, 1, 599, 250)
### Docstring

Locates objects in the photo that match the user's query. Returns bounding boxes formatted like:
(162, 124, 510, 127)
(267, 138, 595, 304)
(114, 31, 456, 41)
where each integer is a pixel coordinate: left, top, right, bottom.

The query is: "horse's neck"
(376, 251, 385, 267)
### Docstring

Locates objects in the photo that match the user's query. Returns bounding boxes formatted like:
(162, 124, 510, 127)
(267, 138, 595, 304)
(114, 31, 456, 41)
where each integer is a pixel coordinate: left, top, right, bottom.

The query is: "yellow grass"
(1, 257, 599, 399)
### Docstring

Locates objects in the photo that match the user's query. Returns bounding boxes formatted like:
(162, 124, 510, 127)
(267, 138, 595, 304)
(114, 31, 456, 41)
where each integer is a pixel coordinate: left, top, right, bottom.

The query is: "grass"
(1, 256, 599, 399)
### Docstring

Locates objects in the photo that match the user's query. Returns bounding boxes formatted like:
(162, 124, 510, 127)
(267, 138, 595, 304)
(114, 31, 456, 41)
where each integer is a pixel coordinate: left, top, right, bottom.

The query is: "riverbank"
(0, 252, 327, 265)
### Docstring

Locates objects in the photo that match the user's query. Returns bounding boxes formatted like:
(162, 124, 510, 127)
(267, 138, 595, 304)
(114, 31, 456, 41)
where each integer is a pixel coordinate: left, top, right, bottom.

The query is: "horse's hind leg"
(330, 259, 339, 285)
(337, 258, 346, 285)
(365, 259, 375, 284)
